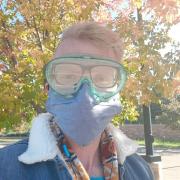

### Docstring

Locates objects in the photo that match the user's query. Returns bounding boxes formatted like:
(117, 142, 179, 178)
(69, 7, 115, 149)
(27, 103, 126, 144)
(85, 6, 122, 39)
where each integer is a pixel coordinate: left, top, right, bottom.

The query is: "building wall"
(120, 124, 180, 141)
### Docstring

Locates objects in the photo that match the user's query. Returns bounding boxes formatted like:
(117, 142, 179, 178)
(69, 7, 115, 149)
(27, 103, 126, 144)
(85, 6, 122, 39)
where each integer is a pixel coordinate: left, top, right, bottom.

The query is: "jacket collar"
(18, 113, 138, 165)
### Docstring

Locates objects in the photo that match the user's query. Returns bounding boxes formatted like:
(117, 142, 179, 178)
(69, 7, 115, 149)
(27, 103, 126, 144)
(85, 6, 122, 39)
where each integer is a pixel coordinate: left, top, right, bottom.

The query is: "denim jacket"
(0, 113, 154, 180)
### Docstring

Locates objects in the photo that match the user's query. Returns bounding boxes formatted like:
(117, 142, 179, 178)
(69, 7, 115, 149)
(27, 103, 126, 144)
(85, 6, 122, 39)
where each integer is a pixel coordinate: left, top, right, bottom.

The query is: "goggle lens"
(53, 64, 82, 86)
(91, 66, 118, 88)
(45, 55, 127, 101)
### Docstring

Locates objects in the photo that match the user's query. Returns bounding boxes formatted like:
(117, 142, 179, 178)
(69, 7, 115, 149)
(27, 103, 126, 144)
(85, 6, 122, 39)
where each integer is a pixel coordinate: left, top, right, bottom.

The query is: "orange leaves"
(172, 71, 180, 95)
(105, 0, 180, 25)
(145, 0, 180, 24)
(0, 62, 8, 73)
(1, 0, 110, 130)
(121, 52, 175, 105)
(0, 0, 179, 129)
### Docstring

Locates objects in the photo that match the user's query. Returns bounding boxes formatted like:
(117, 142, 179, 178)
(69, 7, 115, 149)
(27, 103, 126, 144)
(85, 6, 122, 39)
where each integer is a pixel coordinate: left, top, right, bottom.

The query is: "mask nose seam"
(80, 77, 92, 89)
(77, 83, 97, 104)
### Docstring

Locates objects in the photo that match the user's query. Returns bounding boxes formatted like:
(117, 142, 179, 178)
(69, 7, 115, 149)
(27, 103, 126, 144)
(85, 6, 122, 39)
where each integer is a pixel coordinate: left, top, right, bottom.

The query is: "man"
(0, 22, 154, 180)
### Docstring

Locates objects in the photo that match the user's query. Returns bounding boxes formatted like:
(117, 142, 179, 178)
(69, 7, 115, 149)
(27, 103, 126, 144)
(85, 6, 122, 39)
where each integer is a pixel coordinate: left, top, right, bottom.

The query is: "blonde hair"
(61, 22, 124, 60)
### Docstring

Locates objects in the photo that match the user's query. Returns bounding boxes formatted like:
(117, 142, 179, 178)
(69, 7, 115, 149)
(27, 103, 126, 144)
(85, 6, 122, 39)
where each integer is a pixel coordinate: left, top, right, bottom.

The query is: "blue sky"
(169, 23, 180, 42)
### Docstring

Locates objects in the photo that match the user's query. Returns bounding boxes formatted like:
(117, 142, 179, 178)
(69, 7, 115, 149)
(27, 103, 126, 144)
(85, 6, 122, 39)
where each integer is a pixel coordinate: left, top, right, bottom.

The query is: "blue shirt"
(90, 177, 105, 180)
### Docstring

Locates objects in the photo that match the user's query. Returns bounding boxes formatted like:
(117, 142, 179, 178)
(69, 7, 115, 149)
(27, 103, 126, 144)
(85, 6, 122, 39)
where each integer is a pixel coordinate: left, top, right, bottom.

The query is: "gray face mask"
(46, 84, 122, 146)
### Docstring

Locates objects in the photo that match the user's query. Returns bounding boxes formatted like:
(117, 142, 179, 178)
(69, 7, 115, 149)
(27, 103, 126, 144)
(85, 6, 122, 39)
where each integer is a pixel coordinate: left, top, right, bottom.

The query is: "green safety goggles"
(45, 54, 127, 102)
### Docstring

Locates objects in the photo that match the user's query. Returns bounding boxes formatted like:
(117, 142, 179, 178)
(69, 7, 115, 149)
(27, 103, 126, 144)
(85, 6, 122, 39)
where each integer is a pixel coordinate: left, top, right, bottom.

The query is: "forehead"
(53, 39, 118, 62)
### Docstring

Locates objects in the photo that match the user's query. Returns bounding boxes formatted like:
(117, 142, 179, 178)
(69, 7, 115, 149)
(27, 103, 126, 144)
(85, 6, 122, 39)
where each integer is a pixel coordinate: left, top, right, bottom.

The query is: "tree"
(103, 1, 180, 124)
(156, 96, 180, 129)
(0, 0, 180, 132)
(0, 0, 106, 132)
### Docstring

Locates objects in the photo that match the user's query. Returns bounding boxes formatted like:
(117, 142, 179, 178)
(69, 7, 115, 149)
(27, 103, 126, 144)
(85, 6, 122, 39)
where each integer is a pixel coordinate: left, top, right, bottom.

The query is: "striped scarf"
(49, 118, 119, 180)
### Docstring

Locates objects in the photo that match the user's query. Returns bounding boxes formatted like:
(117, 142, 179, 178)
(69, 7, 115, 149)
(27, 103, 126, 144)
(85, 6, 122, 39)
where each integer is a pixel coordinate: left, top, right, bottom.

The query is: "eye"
(54, 73, 80, 85)
(63, 74, 77, 80)
(93, 74, 106, 81)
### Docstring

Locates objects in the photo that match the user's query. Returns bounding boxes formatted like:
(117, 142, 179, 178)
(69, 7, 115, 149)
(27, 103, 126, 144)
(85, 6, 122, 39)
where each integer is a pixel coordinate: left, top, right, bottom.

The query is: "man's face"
(54, 39, 118, 61)
(45, 38, 126, 102)
(45, 38, 123, 147)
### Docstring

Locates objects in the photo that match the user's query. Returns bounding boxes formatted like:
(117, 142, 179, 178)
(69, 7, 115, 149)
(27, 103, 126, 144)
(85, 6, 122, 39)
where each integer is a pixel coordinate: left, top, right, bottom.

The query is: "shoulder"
(0, 139, 61, 180)
(0, 138, 28, 158)
(0, 139, 28, 172)
(122, 153, 154, 180)
(0, 138, 28, 167)
(108, 124, 154, 179)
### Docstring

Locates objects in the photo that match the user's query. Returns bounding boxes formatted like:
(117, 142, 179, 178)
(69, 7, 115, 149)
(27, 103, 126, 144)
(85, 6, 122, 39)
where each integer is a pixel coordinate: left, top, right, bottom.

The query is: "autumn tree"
(0, 0, 106, 132)
(0, 0, 180, 132)
(105, 0, 180, 124)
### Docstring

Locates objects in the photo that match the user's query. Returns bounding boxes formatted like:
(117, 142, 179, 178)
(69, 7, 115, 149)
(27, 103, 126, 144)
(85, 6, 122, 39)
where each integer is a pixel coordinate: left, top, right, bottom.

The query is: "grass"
(0, 137, 180, 149)
(136, 138, 180, 149)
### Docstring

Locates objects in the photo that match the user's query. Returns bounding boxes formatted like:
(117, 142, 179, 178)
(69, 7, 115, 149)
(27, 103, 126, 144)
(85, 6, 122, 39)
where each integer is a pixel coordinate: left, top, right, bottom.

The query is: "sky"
(169, 23, 180, 42)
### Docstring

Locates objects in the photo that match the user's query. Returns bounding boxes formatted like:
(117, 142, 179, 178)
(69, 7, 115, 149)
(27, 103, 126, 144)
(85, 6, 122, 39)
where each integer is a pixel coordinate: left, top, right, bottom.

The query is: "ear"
(44, 82, 49, 94)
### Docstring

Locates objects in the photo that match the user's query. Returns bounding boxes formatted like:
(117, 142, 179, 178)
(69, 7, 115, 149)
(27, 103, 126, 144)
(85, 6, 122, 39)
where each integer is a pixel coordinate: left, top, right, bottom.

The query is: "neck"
(66, 135, 103, 176)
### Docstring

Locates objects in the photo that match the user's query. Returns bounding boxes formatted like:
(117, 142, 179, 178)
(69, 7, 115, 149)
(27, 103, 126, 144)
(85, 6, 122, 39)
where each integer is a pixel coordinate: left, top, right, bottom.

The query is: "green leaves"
(0, 0, 179, 131)
(0, 0, 106, 132)
(112, 97, 139, 126)
(156, 97, 180, 129)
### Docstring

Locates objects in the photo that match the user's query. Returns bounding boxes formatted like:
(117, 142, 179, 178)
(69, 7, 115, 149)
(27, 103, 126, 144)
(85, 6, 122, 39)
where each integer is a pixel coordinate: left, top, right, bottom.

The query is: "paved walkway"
(138, 146, 180, 180)
(0, 138, 180, 180)
(161, 153, 180, 180)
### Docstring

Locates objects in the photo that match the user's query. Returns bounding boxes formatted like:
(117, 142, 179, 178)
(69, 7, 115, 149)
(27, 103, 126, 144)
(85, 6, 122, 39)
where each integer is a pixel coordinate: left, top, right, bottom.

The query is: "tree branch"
(1, 21, 18, 67)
